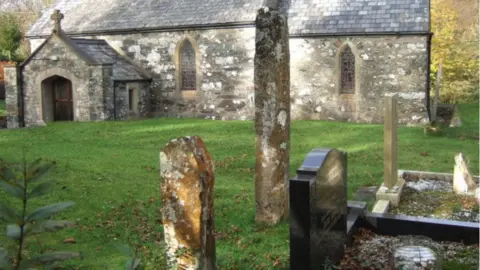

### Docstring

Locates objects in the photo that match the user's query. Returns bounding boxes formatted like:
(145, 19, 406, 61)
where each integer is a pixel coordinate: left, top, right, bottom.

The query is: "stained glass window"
(180, 40, 196, 90)
(340, 46, 355, 94)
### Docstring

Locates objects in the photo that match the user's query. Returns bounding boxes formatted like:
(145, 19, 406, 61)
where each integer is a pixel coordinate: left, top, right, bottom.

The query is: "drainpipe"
(18, 64, 25, 127)
(426, 33, 433, 122)
(425, 0, 433, 122)
(113, 82, 117, 120)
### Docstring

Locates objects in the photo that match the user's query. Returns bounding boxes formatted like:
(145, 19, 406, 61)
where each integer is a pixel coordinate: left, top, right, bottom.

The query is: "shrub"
(439, 80, 479, 104)
(0, 14, 22, 62)
(0, 158, 82, 269)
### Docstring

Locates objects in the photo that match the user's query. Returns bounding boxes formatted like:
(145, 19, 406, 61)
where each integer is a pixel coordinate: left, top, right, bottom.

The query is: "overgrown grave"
(350, 95, 479, 269)
(290, 147, 479, 269)
(371, 96, 479, 230)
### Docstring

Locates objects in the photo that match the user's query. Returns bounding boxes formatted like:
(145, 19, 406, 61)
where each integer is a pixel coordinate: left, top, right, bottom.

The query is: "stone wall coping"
(3, 63, 18, 68)
(20, 31, 99, 68)
(399, 169, 480, 183)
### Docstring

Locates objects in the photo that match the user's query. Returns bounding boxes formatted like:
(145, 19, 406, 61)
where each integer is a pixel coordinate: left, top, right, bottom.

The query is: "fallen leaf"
(63, 237, 76, 244)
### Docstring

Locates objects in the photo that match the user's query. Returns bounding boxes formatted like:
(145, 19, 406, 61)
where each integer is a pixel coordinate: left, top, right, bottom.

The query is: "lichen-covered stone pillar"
(254, 2, 291, 225)
(160, 136, 216, 270)
(4, 64, 23, 128)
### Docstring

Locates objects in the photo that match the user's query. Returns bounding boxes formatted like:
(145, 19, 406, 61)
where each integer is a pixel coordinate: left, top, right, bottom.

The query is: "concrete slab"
(372, 199, 390, 213)
(375, 177, 405, 207)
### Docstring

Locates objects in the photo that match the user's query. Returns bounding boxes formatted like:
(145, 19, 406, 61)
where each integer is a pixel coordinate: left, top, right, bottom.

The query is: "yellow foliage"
(431, 0, 479, 103)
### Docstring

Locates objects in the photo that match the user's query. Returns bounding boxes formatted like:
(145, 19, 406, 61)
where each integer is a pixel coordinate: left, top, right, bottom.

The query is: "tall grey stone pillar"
(4, 64, 23, 128)
(254, 2, 291, 225)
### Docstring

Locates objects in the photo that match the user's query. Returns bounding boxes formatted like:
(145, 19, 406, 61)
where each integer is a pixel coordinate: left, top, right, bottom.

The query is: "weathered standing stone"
(254, 3, 291, 225)
(453, 153, 477, 194)
(384, 95, 398, 189)
(160, 136, 216, 270)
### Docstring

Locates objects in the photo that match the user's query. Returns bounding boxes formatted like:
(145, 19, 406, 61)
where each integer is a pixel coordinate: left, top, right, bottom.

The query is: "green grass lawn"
(0, 104, 478, 269)
(0, 100, 5, 116)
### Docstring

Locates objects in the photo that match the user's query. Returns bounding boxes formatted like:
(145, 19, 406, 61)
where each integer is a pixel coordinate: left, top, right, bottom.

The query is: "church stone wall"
(290, 35, 429, 125)
(95, 28, 256, 120)
(111, 81, 150, 120)
(113, 81, 128, 120)
(28, 31, 428, 125)
(4, 65, 22, 128)
(126, 81, 151, 118)
(89, 64, 113, 121)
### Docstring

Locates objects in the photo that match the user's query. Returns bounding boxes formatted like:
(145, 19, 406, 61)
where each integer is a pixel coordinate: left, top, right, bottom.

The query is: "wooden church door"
(52, 78, 73, 121)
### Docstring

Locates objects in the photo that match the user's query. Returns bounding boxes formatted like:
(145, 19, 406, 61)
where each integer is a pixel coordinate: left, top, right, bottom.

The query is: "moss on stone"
(389, 186, 479, 222)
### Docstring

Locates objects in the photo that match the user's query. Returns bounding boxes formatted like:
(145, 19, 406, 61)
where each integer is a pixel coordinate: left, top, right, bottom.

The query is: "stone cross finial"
(50, 9, 64, 33)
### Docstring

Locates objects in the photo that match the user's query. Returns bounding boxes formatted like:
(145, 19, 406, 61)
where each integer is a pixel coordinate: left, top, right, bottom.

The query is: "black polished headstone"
(347, 201, 367, 245)
(290, 148, 348, 269)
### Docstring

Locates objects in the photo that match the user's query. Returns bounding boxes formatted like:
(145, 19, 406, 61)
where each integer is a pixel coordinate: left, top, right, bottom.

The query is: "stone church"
(4, 0, 432, 128)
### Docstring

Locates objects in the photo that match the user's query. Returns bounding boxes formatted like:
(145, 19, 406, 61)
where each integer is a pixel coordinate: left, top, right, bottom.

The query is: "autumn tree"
(431, 0, 479, 103)
(0, 0, 55, 61)
(0, 13, 22, 61)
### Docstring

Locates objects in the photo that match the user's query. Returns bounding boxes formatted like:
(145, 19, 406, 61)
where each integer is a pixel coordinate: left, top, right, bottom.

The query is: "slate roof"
(70, 38, 151, 80)
(280, 0, 430, 35)
(27, 0, 430, 37)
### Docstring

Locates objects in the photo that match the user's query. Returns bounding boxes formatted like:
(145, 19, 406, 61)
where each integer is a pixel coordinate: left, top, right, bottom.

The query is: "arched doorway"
(41, 75, 73, 122)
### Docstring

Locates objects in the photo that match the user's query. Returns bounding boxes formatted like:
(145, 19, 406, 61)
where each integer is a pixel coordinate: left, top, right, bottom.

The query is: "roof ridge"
(71, 38, 108, 44)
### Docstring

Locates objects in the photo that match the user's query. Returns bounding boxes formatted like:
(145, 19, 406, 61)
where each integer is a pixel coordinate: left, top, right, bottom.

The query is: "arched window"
(340, 45, 355, 94)
(179, 40, 196, 90)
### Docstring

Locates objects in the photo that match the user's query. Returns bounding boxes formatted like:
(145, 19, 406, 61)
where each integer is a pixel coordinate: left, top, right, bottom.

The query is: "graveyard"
(0, 103, 478, 269)
(0, 1, 479, 269)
